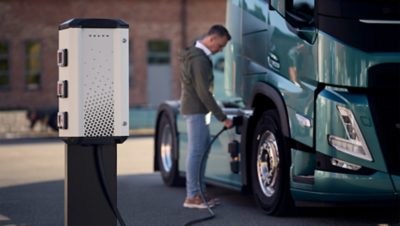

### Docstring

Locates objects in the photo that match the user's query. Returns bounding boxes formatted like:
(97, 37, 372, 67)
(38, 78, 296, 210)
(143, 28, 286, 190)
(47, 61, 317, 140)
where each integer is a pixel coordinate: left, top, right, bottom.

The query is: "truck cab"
(155, 0, 400, 215)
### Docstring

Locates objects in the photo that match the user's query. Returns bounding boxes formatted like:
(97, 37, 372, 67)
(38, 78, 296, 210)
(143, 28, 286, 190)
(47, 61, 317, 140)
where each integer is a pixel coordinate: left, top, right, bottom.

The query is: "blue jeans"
(184, 114, 210, 198)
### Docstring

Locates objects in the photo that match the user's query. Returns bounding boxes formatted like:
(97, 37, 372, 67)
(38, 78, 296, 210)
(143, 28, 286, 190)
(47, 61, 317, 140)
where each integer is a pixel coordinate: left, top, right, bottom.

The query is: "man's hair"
(207, 25, 231, 40)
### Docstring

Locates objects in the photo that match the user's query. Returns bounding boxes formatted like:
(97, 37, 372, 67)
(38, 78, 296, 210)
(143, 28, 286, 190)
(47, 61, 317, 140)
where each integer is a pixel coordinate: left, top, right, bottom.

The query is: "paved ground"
(0, 137, 399, 226)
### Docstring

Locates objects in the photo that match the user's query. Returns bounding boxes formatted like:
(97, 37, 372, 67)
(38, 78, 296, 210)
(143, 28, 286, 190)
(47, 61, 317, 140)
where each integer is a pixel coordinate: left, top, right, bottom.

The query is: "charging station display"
(58, 18, 129, 143)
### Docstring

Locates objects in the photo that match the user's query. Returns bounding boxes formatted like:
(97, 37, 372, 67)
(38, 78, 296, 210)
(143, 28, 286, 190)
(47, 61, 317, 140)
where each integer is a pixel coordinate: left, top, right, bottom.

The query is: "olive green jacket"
(179, 46, 227, 122)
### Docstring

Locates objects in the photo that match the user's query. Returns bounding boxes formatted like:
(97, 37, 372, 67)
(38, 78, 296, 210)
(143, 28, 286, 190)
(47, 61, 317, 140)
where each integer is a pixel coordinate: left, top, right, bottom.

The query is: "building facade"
(0, 0, 226, 110)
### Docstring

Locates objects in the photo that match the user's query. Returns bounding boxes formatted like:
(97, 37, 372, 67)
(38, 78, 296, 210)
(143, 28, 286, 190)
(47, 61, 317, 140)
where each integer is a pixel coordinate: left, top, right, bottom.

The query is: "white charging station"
(58, 18, 129, 226)
(58, 18, 129, 144)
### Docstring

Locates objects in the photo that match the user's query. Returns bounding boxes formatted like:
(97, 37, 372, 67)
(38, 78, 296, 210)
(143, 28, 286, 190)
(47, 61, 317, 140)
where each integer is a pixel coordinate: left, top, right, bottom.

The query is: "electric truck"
(154, 0, 400, 215)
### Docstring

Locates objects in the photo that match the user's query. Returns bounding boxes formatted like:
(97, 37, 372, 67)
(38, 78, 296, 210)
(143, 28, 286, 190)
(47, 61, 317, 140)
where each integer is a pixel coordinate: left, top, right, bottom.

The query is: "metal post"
(64, 143, 117, 226)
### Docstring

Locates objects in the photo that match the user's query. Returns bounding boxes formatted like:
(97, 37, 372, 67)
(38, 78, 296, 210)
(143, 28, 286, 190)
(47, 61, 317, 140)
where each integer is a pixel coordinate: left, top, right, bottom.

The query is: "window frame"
(147, 40, 171, 65)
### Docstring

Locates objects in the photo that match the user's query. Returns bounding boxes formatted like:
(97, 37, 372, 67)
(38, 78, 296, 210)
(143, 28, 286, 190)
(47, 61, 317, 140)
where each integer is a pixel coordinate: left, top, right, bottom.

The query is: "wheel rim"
(161, 123, 173, 173)
(257, 130, 280, 197)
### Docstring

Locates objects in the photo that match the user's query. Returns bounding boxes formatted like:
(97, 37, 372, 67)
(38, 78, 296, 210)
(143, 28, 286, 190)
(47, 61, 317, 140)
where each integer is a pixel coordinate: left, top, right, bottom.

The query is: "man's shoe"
(183, 194, 215, 209)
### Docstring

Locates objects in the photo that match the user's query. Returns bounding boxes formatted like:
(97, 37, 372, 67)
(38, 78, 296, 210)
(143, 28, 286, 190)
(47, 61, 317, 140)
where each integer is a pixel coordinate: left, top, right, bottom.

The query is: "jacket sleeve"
(191, 57, 227, 122)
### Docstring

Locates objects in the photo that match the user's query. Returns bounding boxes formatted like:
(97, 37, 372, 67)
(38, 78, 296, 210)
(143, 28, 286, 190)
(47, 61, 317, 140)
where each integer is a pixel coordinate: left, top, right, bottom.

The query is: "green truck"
(155, 0, 400, 215)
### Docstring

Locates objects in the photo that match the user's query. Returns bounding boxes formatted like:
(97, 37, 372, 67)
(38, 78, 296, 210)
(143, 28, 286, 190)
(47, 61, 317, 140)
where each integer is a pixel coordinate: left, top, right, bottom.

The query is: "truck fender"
(240, 82, 290, 187)
(249, 82, 290, 138)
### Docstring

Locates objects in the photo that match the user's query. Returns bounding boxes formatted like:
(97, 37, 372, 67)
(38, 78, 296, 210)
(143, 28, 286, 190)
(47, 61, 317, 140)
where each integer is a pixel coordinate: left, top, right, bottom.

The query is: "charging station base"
(65, 143, 117, 226)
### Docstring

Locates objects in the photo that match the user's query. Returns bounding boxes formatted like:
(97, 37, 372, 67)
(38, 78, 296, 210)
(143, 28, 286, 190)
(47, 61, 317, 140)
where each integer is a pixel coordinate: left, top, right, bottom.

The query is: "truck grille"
(367, 63, 400, 175)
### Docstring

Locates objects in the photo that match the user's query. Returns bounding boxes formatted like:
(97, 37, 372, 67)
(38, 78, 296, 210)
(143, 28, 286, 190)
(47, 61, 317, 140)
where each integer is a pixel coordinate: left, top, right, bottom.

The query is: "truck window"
(286, 0, 315, 27)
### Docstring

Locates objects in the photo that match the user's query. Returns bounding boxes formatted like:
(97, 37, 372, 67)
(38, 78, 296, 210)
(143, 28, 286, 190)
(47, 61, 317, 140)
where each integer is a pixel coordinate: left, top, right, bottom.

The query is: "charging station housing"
(59, 18, 130, 226)
(58, 18, 129, 144)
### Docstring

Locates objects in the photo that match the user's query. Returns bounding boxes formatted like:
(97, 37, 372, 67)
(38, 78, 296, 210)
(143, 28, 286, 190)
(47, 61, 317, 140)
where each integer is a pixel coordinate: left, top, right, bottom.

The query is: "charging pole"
(57, 18, 129, 226)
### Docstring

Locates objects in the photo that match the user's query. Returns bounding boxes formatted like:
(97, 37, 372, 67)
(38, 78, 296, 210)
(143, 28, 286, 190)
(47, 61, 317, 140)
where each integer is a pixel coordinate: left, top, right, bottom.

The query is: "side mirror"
(296, 26, 317, 44)
(285, 11, 317, 44)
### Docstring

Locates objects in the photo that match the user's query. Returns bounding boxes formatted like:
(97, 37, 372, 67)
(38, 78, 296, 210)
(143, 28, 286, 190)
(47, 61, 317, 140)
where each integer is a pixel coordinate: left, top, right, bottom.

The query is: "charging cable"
(94, 145, 127, 226)
(184, 126, 228, 226)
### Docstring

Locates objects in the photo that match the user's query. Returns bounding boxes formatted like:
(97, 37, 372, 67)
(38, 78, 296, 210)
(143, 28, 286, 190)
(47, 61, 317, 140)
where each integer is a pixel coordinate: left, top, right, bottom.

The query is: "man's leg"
(185, 114, 210, 199)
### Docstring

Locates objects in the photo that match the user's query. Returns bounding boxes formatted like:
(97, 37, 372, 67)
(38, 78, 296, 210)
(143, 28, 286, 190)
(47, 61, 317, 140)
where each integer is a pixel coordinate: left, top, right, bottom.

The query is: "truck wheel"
(156, 112, 184, 186)
(251, 110, 292, 215)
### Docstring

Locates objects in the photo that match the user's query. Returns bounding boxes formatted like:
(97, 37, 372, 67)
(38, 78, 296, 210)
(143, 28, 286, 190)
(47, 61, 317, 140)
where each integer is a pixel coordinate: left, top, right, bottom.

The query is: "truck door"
(268, 0, 318, 175)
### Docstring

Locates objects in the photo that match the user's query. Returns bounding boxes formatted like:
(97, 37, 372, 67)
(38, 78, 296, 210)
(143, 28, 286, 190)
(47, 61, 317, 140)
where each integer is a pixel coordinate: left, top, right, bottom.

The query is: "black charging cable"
(94, 145, 127, 226)
(184, 126, 228, 226)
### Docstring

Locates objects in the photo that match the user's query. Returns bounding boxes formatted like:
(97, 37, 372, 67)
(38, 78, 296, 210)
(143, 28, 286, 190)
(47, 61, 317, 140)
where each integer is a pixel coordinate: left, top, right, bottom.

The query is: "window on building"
(147, 40, 171, 107)
(147, 40, 170, 64)
(0, 41, 10, 89)
(25, 41, 42, 90)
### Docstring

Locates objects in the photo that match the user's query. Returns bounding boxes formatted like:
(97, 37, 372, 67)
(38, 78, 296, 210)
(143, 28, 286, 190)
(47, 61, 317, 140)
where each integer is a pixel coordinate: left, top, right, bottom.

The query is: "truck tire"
(156, 112, 184, 186)
(251, 110, 293, 215)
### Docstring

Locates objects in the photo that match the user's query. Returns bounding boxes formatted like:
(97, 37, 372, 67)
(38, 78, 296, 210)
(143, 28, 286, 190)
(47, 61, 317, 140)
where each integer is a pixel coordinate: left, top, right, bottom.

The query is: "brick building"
(0, 0, 226, 110)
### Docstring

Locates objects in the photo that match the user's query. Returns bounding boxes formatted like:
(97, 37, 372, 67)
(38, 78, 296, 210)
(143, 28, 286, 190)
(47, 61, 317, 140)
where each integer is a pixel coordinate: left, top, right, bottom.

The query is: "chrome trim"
(331, 157, 361, 171)
(359, 19, 400, 24)
(257, 131, 280, 197)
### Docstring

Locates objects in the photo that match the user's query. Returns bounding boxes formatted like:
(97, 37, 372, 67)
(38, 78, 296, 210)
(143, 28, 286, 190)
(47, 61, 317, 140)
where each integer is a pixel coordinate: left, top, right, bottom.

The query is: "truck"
(154, 0, 400, 215)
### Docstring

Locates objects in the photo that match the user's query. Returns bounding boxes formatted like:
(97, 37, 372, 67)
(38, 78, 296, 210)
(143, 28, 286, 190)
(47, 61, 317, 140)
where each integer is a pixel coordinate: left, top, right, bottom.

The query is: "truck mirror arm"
(285, 11, 317, 44)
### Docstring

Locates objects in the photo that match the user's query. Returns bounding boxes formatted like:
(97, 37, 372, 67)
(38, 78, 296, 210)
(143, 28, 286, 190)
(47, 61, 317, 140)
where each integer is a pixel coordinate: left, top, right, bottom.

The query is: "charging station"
(58, 18, 129, 226)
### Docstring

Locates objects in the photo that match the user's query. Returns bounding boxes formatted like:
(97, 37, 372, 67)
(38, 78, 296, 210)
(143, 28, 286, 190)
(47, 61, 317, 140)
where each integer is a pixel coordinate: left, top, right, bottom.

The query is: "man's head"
(201, 25, 231, 54)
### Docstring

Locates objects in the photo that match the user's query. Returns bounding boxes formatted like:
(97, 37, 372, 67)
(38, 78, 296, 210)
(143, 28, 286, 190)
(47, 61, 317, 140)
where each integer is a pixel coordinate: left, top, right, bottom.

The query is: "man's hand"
(223, 119, 234, 129)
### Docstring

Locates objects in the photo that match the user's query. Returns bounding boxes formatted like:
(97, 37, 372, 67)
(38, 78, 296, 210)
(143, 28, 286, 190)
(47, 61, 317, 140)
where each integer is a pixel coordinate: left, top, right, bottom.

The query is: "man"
(180, 25, 233, 209)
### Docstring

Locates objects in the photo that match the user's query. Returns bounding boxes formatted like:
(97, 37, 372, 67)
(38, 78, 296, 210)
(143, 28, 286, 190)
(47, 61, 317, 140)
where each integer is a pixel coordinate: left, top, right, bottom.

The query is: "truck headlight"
(328, 106, 373, 161)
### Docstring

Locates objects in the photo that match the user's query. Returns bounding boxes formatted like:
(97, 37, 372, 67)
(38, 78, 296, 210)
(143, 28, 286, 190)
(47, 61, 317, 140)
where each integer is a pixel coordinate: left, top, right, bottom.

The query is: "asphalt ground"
(0, 137, 399, 226)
